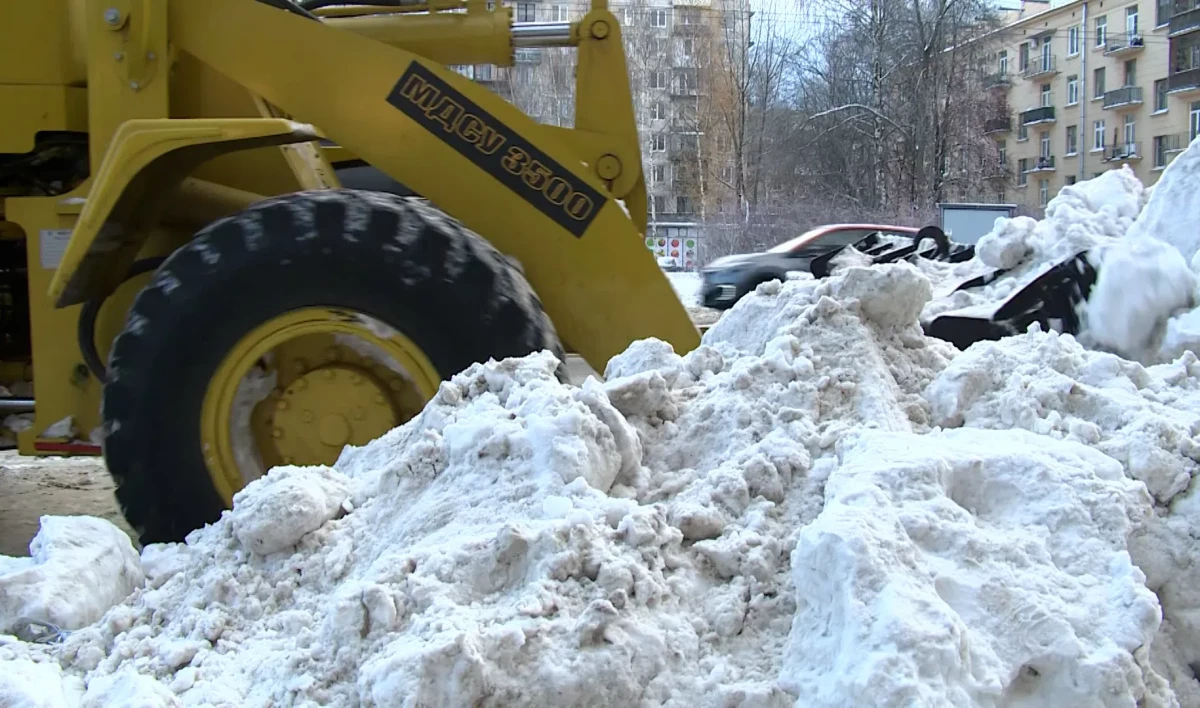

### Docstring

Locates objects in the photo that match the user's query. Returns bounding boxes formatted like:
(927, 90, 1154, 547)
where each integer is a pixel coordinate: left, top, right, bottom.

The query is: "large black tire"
(102, 190, 566, 545)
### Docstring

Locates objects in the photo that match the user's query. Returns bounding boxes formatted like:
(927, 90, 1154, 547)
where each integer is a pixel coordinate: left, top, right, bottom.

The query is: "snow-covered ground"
(667, 271, 702, 308)
(4, 138, 1200, 706)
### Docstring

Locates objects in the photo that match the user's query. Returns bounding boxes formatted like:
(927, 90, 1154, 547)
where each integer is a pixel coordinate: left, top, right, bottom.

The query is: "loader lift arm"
(50, 0, 698, 373)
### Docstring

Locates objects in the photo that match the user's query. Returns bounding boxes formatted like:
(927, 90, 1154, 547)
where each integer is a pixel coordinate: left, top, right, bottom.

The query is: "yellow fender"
(48, 117, 321, 307)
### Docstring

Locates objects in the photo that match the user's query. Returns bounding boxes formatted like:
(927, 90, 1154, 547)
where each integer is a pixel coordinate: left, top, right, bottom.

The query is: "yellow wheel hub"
(200, 308, 442, 505)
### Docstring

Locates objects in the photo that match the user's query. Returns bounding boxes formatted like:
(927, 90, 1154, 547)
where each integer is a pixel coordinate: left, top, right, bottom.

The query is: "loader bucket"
(922, 250, 1098, 351)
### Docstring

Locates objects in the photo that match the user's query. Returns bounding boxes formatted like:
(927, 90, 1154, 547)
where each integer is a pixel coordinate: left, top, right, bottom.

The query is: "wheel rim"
(200, 307, 442, 505)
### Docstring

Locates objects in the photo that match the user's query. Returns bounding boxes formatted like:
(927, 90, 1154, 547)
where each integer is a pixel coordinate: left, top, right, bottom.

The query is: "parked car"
(699, 223, 954, 310)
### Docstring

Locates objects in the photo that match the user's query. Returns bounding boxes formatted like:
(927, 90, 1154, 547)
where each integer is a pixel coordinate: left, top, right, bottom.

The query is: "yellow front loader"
(0, 0, 699, 544)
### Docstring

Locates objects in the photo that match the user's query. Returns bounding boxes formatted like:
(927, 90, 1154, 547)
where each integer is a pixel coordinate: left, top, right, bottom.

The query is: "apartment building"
(454, 0, 743, 269)
(981, 0, 1200, 213)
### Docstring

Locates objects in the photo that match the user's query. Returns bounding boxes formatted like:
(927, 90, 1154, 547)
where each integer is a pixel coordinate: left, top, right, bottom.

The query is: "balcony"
(984, 163, 1012, 180)
(1104, 33, 1146, 54)
(1020, 106, 1056, 125)
(1161, 133, 1188, 154)
(1021, 55, 1059, 79)
(1168, 67, 1200, 95)
(1169, 2, 1200, 36)
(1106, 142, 1142, 161)
(982, 72, 1013, 90)
(1026, 156, 1056, 172)
(1102, 85, 1144, 109)
(983, 116, 1012, 134)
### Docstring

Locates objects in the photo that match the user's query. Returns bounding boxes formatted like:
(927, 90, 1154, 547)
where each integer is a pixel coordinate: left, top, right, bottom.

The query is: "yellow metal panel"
(84, 0, 171, 171)
(168, 51, 309, 197)
(47, 117, 323, 306)
(169, 0, 699, 370)
(5, 190, 175, 456)
(0, 87, 88, 154)
(323, 8, 515, 67)
(0, 0, 87, 86)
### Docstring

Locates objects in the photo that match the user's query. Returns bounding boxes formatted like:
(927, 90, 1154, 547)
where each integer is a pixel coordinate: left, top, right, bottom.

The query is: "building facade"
(982, 0, 1200, 213)
(453, 0, 745, 269)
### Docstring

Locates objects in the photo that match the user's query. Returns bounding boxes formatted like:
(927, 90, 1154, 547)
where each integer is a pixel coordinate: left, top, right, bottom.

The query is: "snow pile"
(783, 429, 1164, 706)
(926, 327, 1200, 702)
(0, 262, 1189, 706)
(0, 516, 144, 635)
(919, 167, 1148, 324)
(1083, 236, 1197, 362)
(1128, 135, 1200, 263)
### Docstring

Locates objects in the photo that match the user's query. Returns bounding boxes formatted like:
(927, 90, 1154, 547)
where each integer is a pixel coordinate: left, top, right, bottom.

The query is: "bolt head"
(104, 7, 121, 24)
(129, 80, 140, 91)
(272, 428, 284, 439)
(302, 411, 314, 423)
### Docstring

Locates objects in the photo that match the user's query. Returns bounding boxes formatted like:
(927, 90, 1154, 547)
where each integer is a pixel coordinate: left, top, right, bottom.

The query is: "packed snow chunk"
(228, 465, 352, 555)
(0, 657, 79, 708)
(824, 263, 933, 327)
(925, 328, 1200, 505)
(782, 428, 1165, 707)
(1129, 135, 1200, 263)
(0, 516, 144, 634)
(1085, 236, 1197, 363)
(976, 215, 1036, 270)
(1037, 166, 1147, 259)
(81, 669, 181, 707)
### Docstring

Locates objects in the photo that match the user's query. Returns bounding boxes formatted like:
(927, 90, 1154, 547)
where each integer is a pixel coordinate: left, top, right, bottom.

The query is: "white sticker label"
(39, 229, 72, 270)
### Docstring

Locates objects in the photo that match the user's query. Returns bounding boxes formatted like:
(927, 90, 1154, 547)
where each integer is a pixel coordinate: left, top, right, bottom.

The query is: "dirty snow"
(2, 140, 1200, 706)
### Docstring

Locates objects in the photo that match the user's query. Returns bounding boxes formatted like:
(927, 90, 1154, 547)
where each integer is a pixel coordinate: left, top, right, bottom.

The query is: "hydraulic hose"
(77, 257, 168, 384)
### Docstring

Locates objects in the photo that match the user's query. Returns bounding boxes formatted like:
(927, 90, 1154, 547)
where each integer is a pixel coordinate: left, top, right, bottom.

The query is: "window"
(1066, 175, 1077, 185)
(1154, 135, 1168, 167)
(997, 189, 1007, 202)
(1094, 172, 1105, 178)
(1124, 59, 1137, 87)
(1039, 179, 1050, 207)
(650, 9, 667, 27)
(651, 134, 667, 152)
(618, 7, 631, 25)
(1040, 131, 1051, 158)
(1124, 114, 1136, 147)
(1066, 125, 1078, 155)
(1157, 0, 1172, 27)
(999, 50, 1008, 75)
(1019, 42, 1030, 72)
(1068, 25, 1080, 56)
(1041, 83, 1052, 107)
(1041, 41, 1053, 72)
(677, 8, 697, 24)
(681, 36, 694, 56)
(1067, 75, 1079, 105)
(1191, 101, 1200, 141)
(1018, 158, 1029, 184)
(1094, 67, 1106, 98)
(997, 139, 1007, 166)
(650, 71, 667, 89)
(516, 2, 535, 22)
(1019, 122, 1029, 141)
(652, 195, 666, 213)
(548, 4, 568, 21)
(1126, 6, 1139, 37)
(719, 164, 733, 182)
(652, 163, 666, 183)
(1095, 16, 1107, 46)
(651, 102, 665, 120)
(1155, 79, 1169, 112)
(1094, 119, 1107, 150)
(676, 196, 692, 214)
